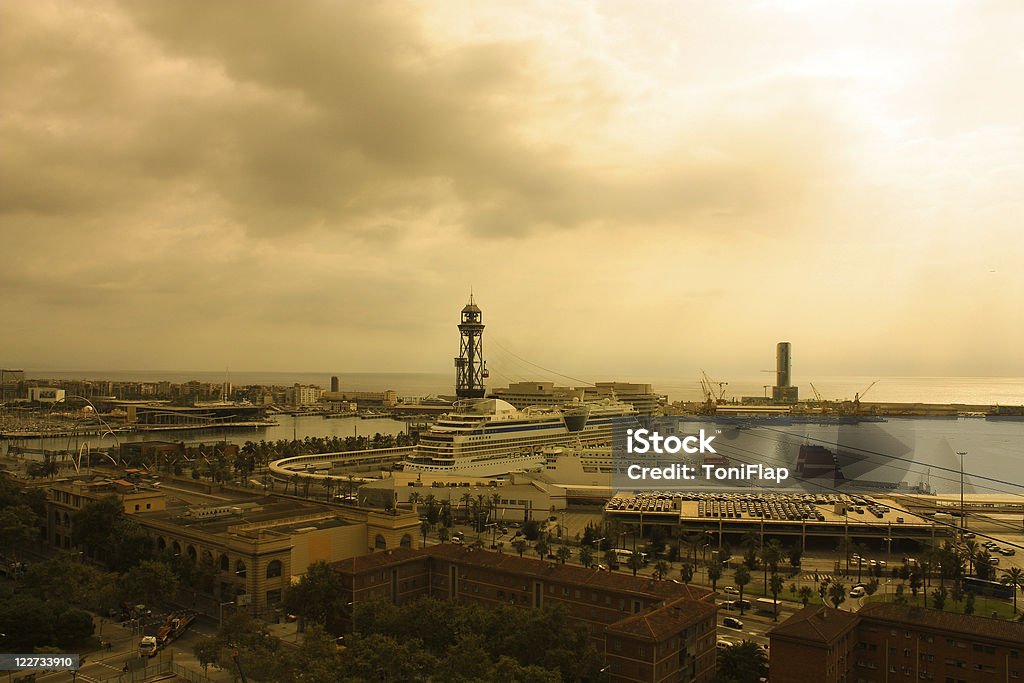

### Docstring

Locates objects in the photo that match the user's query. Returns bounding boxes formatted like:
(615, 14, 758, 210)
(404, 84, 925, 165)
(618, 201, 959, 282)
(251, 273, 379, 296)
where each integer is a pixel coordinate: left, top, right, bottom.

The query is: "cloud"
(1, 0, 1022, 378)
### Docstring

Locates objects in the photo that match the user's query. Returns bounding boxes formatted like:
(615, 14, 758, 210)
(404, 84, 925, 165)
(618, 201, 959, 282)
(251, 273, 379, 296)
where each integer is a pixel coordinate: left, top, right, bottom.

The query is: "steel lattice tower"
(454, 295, 485, 398)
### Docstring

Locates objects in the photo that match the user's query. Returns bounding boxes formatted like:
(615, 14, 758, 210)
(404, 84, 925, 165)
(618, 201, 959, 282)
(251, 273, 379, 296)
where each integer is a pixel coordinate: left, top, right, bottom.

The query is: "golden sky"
(2, 0, 1022, 378)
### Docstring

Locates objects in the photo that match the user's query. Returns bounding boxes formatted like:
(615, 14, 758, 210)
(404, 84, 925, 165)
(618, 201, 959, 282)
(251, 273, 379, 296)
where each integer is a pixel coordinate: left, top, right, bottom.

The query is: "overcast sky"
(2, 0, 1023, 381)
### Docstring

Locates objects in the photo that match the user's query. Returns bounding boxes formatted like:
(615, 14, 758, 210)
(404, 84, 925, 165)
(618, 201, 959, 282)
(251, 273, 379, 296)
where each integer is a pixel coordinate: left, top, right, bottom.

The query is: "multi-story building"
(769, 603, 1024, 683)
(287, 384, 323, 407)
(490, 381, 585, 408)
(44, 476, 421, 619)
(28, 387, 66, 404)
(1, 369, 25, 401)
(332, 544, 719, 683)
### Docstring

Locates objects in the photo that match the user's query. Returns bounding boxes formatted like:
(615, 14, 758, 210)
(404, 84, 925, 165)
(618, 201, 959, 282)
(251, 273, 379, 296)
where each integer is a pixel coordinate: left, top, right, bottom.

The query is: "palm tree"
(556, 546, 572, 565)
(579, 546, 594, 568)
(1002, 566, 1024, 613)
(769, 573, 784, 621)
(627, 552, 644, 577)
(708, 563, 722, 591)
(438, 527, 450, 543)
(734, 565, 751, 616)
(761, 540, 782, 593)
(961, 539, 978, 575)
(829, 582, 847, 609)
(535, 536, 550, 561)
(679, 563, 694, 585)
(653, 560, 671, 581)
(604, 549, 619, 570)
(512, 539, 528, 557)
(798, 585, 814, 606)
(420, 520, 432, 547)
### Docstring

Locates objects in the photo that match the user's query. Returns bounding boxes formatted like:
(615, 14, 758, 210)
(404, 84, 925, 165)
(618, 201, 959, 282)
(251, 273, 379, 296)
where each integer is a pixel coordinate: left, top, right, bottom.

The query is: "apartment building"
(332, 544, 719, 683)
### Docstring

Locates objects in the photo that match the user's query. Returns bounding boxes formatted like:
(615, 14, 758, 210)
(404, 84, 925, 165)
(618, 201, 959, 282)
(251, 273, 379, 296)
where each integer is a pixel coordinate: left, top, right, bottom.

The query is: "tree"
(535, 536, 550, 561)
(555, 545, 571, 565)
(438, 526, 450, 543)
(121, 560, 178, 609)
(0, 505, 39, 560)
(909, 569, 922, 603)
(679, 563, 694, 585)
(512, 540, 528, 557)
(788, 546, 803, 571)
(626, 552, 644, 577)
(975, 552, 993, 580)
(283, 561, 349, 634)
(420, 520, 432, 547)
(713, 641, 768, 683)
(894, 584, 908, 605)
(951, 580, 964, 606)
(578, 546, 594, 568)
(829, 582, 847, 609)
(818, 579, 830, 605)
(708, 561, 722, 590)
(964, 591, 976, 615)
(798, 585, 814, 606)
(603, 549, 619, 570)
(1003, 566, 1024, 613)
(652, 560, 671, 581)
(523, 520, 541, 541)
(734, 565, 751, 615)
(932, 586, 947, 611)
(761, 540, 782, 593)
(769, 573, 784, 621)
(193, 636, 220, 675)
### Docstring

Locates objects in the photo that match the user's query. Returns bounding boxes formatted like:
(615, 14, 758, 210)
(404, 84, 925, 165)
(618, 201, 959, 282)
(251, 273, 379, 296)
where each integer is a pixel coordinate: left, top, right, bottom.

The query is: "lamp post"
(957, 451, 967, 536)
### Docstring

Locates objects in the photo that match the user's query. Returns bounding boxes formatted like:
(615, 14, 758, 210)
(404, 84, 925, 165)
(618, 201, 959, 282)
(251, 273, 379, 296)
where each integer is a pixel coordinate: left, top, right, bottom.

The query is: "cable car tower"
(454, 294, 486, 398)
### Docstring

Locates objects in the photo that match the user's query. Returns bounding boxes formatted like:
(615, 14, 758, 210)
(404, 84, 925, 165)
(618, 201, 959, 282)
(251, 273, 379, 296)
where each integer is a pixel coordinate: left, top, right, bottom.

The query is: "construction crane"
(809, 383, 824, 402)
(700, 370, 728, 403)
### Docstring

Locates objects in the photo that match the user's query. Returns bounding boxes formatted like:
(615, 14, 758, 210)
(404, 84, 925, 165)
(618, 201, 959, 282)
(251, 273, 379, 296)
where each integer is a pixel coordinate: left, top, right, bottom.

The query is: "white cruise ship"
(402, 397, 639, 476)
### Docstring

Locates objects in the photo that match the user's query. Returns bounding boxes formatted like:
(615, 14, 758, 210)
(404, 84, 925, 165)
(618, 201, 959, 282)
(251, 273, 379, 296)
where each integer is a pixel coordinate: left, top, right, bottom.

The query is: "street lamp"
(957, 451, 967, 535)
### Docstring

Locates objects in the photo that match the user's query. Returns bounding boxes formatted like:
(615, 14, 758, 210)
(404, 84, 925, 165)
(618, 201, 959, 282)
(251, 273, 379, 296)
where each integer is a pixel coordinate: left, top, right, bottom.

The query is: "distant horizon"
(11, 369, 1024, 405)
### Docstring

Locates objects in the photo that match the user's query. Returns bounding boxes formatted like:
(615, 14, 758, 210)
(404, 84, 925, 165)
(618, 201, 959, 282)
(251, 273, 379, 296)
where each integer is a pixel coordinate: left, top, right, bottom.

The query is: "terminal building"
(333, 544, 719, 683)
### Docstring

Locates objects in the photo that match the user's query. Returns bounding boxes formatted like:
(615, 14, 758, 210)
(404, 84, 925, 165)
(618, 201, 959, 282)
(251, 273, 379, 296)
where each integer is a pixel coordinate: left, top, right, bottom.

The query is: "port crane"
(854, 380, 877, 403)
(809, 383, 824, 402)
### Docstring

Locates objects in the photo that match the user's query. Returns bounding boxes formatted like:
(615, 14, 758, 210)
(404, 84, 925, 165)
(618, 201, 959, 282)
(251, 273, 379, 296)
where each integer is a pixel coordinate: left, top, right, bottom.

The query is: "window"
(266, 589, 282, 605)
(266, 560, 282, 579)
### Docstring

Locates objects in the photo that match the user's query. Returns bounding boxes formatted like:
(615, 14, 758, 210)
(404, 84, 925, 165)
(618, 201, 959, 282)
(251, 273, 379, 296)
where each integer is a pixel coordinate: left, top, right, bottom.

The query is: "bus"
(963, 577, 1014, 600)
(612, 549, 649, 566)
(754, 598, 778, 615)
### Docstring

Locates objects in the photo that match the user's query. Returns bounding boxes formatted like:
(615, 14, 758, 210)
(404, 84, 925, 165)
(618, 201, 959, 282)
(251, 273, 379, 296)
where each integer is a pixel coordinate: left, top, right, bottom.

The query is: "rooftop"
(858, 602, 1024, 644)
(605, 596, 718, 641)
(768, 605, 860, 645)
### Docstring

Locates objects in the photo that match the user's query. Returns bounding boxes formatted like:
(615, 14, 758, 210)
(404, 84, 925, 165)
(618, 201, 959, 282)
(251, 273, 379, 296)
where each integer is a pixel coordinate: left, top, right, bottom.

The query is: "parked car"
(723, 586, 739, 595)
